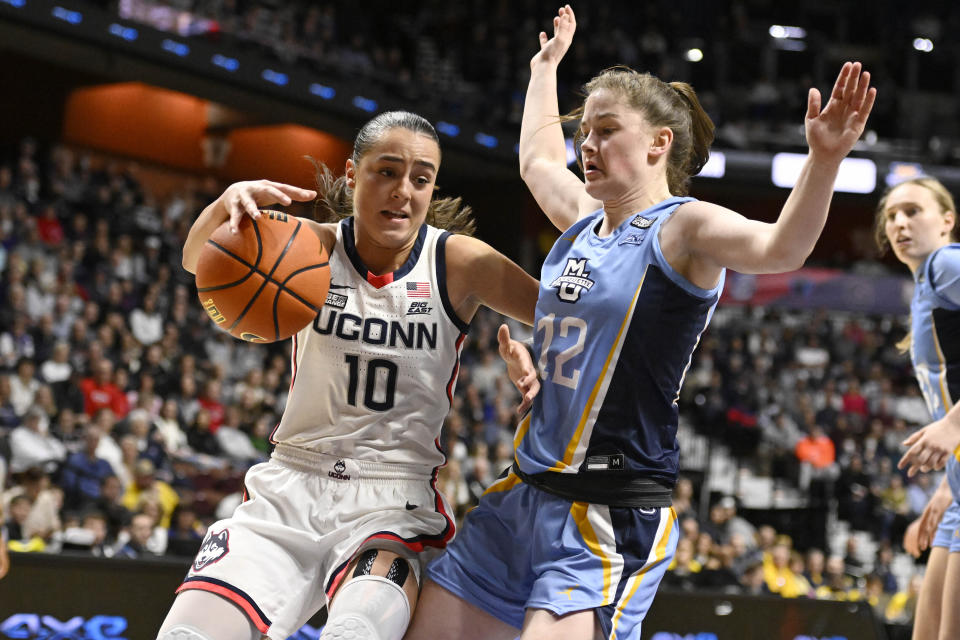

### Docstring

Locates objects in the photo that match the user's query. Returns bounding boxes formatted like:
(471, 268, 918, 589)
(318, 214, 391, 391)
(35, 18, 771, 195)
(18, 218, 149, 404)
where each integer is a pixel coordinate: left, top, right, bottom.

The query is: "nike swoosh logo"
(329, 284, 356, 290)
(405, 502, 418, 510)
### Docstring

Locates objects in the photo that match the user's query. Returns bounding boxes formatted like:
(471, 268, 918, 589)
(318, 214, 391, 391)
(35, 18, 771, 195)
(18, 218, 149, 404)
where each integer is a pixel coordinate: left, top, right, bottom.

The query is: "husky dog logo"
(550, 258, 595, 303)
(194, 529, 229, 571)
(328, 459, 351, 480)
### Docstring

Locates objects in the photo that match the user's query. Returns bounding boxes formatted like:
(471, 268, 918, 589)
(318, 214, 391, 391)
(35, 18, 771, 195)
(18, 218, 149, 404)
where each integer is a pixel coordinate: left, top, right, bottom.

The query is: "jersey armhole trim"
(436, 232, 471, 334)
(651, 215, 724, 300)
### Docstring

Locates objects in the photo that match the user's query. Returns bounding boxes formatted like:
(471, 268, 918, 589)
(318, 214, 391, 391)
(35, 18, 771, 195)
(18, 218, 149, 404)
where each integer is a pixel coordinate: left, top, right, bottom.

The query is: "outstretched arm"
(667, 62, 877, 275)
(182, 180, 317, 273)
(519, 5, 601, 231)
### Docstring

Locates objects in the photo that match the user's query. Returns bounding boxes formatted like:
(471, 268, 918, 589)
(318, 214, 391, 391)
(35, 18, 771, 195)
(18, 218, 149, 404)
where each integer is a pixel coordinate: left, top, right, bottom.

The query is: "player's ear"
(345, 159, 356, 190)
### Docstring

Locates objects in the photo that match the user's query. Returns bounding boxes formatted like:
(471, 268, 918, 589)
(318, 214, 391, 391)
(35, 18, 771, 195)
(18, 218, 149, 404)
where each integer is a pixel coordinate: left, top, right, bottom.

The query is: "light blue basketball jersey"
(514, 197, 724, 487)
(909, 245, 960, 506)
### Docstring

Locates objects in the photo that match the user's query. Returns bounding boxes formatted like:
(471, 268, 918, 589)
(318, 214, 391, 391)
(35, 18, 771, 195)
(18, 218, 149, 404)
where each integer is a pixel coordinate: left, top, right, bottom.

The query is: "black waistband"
(511, 461, 673, 508)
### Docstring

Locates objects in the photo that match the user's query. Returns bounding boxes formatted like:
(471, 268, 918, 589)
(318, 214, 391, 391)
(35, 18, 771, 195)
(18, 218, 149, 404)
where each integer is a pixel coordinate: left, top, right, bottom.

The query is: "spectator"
(121, 459, 178, 528)
(60, 510, 109, 556)
(115, 512, 157, 558)
(9, 357, 40, 417)
(129, 289, 163, 346)
(9, 407, 66, 474)
(79, 358, 128, 418)
(166, 503, 204, 558)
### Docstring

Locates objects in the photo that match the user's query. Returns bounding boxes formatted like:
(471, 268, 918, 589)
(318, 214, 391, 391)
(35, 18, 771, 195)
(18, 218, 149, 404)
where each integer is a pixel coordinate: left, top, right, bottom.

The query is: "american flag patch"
(406, 281, 431, 297)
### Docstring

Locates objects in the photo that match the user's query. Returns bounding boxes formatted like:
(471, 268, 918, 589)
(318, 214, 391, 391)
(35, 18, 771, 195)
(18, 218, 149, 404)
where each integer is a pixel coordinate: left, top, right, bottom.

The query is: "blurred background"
(0, 1, 956, 638)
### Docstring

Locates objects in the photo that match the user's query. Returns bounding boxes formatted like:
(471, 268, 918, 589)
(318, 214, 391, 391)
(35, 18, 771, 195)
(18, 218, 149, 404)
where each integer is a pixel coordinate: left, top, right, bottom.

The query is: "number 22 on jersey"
(537, 314, 587, 390)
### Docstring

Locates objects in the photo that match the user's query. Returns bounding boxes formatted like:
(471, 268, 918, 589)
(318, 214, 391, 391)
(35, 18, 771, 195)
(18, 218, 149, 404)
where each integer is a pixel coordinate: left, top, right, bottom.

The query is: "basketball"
(194, 211, 330, 343)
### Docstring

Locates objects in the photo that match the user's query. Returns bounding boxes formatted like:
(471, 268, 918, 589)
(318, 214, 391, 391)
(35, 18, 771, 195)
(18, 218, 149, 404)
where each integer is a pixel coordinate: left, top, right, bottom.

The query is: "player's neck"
(600, 184, 672, 237)
(355, 238, 416, 276)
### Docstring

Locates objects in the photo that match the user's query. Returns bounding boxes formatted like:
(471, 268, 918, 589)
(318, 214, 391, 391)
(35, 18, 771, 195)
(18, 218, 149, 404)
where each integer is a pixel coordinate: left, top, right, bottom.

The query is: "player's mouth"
(894, 236, 911, 249)
(381, 209, 410, 221)
(584, 161, 603, 179)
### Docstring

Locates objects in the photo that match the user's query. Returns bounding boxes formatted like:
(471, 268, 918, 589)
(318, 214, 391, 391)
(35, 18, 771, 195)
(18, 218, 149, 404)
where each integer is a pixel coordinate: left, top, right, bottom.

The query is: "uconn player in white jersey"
(407, 7, 875, 640)
(884, 178, 960, 640)
(157, 111, 538, 640)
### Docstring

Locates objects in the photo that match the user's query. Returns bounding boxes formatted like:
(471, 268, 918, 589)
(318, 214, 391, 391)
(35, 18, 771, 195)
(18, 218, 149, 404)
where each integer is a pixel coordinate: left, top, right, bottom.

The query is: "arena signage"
(0, 614, 128, 640)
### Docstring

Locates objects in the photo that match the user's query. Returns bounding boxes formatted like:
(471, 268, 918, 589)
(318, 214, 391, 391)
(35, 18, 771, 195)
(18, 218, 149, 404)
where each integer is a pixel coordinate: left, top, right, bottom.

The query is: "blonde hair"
(309, 111, 475, 236)
(875, 177, 958, 353)
(874, 176, 957, 255)
(567, 66, 715, 196)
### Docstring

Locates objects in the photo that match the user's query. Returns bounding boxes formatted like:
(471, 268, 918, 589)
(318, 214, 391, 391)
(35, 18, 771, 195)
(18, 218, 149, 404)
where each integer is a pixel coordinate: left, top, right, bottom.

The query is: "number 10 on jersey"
(345, 354, 398, 411)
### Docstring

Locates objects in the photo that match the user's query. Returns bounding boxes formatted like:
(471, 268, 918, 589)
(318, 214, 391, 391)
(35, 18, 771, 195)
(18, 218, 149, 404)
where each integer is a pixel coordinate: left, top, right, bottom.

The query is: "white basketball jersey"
(272, 217, 469, 469)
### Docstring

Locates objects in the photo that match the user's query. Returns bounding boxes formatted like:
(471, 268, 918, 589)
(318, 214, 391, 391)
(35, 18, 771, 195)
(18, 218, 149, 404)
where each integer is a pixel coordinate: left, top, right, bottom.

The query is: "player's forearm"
(182, 200, 229, 274)
(519, 61, 568, 179)
(762, 154, 842, 272)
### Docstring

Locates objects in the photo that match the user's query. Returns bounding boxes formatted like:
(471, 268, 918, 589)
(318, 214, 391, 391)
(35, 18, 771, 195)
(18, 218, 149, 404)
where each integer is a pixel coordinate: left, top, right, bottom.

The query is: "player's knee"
(157, 624, 214, 640)
(320, 550, 417, 640)
(350, 548, 419, 604)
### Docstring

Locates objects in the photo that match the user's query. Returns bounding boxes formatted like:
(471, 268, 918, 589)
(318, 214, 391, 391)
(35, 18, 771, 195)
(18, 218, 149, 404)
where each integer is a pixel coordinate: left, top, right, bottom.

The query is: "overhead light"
(685, 48, 704, 63)
(697, 151, 725, 179)
(769, 25, 806, 39)
(772, 153, 876, 194)
(913, 38, 934, 52)
(309, 83, 335, 99)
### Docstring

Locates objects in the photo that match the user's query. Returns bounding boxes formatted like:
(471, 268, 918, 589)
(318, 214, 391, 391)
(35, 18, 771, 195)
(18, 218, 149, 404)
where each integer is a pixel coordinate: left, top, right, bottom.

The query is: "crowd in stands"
(97, 0, 960, 154)
(0, 137, 939, 633)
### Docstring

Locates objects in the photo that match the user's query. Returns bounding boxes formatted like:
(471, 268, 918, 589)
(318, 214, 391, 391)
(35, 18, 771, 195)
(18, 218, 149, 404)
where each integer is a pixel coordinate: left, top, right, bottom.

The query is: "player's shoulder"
(301, 218, 338, 254)
(928, 243, 960, 278)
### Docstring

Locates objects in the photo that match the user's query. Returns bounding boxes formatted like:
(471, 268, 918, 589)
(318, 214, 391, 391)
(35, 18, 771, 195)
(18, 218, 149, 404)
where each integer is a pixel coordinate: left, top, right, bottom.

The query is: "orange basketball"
(195, 211, 330, 343)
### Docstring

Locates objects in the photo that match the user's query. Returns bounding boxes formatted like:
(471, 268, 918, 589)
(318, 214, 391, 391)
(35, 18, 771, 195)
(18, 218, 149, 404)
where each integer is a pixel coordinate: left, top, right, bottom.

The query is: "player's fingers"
(497, 324, 512, 354)
(539, 31, 548, 48)
(274, 183, 318, 202)
(806, 88, 821, 121)
(841, 62, 862, 108)
(258, 185, 295, 207)
(830, 62, 852, 102)
(902, 430, 923, 447)
(851, 70, 871, 110)
(852, 87, 877, 132)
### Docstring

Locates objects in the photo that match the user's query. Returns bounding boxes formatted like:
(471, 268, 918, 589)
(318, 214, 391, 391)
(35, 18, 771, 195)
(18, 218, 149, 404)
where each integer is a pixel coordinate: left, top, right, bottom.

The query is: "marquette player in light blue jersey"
(406, 6, 876, 640)
(883, 177, 960, 640)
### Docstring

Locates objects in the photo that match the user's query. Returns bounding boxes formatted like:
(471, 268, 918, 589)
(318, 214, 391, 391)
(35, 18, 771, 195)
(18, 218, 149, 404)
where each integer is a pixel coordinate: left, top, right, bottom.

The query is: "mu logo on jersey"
(550, 258, 595, 303)
(194, 529, 229, 571)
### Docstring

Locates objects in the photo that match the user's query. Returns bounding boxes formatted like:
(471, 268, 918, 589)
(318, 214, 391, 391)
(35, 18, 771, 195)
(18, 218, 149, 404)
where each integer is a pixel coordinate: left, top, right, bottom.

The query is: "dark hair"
(567, 66, 715, 196)
(310, 111, 476, 236)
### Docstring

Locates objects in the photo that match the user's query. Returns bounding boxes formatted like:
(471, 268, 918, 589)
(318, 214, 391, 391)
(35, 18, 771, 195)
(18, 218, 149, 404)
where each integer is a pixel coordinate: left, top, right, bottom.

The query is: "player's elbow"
(182, 251, 197, 275)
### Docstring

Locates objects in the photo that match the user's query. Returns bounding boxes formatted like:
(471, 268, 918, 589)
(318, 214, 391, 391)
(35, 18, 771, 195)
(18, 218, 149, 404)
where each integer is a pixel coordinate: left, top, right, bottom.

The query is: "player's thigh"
(403, 579, 520, 640)
(938, 551, 960, 640)
(157, 589, 261, 640)
(914, 545, 949, 640)
(520, 607, 603, 640)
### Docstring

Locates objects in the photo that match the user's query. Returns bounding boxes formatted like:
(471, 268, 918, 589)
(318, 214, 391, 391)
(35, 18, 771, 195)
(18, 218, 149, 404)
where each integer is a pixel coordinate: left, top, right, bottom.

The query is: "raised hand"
(531, 4, 576, 70)
(220, 180, 317, 234)
(898, 415, 960, 476)
(497, 324, 540, 415)
(804, 62, 877, 165)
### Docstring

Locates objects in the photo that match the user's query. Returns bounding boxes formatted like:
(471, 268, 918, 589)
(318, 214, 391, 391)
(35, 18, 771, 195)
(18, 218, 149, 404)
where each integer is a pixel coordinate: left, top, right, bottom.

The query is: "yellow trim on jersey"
(549, 274, 647, 472)
(571, 502, 613, 604)
(482, 471, 522, 496)
(930, 314, 955, 413)
(954, 443, 960, 463)
(608, 507, 677, 640)
(513, 413, 532, 450)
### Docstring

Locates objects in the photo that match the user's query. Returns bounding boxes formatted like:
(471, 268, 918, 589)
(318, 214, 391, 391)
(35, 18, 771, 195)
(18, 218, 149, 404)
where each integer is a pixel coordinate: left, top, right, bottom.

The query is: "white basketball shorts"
(177, 443, 455, 640)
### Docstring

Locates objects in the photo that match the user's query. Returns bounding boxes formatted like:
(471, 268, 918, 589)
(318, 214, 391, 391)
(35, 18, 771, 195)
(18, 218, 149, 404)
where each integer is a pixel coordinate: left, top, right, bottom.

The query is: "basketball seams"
(197, 215, 330, 342)
(227, 219, 301, 333)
